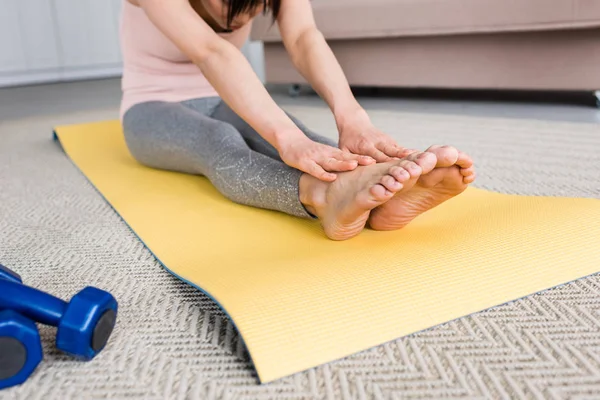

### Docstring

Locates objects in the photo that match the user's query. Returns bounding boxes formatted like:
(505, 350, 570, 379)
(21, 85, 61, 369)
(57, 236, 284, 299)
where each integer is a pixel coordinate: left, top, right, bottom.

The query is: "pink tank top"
(119, 1, 250, 119)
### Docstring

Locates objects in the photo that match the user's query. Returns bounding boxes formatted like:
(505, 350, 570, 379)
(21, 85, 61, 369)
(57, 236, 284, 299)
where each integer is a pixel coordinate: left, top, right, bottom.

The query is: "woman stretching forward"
(120, 0, 476, 240)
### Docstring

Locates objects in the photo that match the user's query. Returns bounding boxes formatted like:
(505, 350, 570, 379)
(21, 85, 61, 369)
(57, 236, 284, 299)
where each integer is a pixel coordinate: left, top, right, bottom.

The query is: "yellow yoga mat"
(54, 120, 600, 383)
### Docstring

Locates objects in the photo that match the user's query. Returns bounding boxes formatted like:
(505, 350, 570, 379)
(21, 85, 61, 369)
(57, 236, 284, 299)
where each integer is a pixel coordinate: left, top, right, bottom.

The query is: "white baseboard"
(60, 65, 123, 81)
(0, 64, 123, 88)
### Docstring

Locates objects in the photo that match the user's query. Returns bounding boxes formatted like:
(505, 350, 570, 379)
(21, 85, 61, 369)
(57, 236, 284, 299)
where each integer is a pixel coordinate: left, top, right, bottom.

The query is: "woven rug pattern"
(1, 106, 599, 399)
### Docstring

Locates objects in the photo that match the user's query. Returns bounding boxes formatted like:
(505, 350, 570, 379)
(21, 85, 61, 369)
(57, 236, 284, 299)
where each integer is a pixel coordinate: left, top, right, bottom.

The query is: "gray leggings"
(121, 97, 336, 218)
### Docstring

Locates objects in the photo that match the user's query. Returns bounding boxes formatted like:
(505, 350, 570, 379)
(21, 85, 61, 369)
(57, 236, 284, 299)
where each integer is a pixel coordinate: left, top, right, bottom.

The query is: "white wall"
(0, 0, 123, 87)
(0, 0, 265, 88)
(242, 40, 266, 83)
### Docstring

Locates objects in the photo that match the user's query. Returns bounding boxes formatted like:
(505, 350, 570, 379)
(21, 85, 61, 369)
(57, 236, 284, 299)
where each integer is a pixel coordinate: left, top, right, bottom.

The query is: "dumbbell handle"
(0, 280, 67, 326)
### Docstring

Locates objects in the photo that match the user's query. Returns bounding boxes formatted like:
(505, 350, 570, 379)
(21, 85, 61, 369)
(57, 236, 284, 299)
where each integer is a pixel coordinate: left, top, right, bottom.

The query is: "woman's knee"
(121, 102, 207, 173)
(122, 113, 159, 166)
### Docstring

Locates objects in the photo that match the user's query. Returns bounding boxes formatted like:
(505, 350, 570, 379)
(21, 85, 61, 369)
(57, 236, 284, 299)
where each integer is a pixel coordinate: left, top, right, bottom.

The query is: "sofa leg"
(288, 84, 302, 97)
(595, 91, 600, 108)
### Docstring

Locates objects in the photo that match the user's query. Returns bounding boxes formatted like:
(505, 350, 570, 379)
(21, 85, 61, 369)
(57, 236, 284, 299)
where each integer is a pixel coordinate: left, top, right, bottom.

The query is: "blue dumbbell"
(0, 310, 43, 390)
(0, 264, 22, 284)
(0, 264, 118, 361)
(0, 266, 44, 390)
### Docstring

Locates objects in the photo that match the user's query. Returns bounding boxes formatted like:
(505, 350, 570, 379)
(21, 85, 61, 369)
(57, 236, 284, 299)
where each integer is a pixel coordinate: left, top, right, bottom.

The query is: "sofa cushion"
(251, 0, 600, 42)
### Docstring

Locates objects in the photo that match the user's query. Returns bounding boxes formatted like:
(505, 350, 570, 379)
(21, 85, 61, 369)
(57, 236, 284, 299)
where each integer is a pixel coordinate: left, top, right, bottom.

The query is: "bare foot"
(368, 145, 476, 231)
(300, 152, 436, 240)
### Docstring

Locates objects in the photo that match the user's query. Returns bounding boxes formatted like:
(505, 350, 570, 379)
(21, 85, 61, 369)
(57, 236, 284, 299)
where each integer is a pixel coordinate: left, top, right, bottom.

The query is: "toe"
(425, 145, 459, 167)
(415, 152, 438, 174)
(460, 166, 475, 176)
(389, 166, 410, 183)
(410, 151, 437, 173)
(369, 184, 393, 200)
(380, 175, 402, 192)
(398, 148, 420, 157)
(419, 169, 445, 188)
(456, 151, 473, 169)
(463, 171, 476, 184)
(418, 166, 462, 188)
(399, 160, 423, 178)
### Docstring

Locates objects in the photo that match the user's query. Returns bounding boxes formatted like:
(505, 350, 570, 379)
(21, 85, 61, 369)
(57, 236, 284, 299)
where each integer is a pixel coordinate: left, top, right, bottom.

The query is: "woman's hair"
(226, 0, 281, 27)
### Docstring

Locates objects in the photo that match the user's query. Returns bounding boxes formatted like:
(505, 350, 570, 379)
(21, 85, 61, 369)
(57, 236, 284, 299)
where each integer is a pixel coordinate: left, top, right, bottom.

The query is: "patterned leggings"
(121, 97, 336, 218)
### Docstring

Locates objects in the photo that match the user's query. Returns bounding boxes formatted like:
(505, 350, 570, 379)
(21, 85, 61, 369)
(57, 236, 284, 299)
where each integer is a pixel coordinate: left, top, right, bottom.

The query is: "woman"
(120, 0, 476, 240)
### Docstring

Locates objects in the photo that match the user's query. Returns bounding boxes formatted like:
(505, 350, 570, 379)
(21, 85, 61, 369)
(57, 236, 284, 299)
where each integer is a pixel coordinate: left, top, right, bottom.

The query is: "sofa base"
(263, 28, 600, 91)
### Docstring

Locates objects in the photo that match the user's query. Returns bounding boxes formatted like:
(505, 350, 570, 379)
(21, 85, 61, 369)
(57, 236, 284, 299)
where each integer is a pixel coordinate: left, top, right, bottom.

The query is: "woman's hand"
(278, 133, 375, 182)
(337, 109, 415, 162)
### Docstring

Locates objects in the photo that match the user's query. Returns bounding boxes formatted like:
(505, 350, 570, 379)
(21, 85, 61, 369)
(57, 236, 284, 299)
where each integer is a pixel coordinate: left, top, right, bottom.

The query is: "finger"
(306, 161, 337, 182)
(377, 142, 407, 159)
(364, 145, 391, 163)
(356, 155, 376, 165)
(337, 150, 375, 165)
(397, 147, 420, 158)
(353, 139, 392, 162)
(322, 157, 358, 172)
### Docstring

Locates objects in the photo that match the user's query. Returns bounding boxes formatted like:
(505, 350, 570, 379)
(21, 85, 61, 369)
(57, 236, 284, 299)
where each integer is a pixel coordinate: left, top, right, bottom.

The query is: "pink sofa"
(250, 0, 600, 92)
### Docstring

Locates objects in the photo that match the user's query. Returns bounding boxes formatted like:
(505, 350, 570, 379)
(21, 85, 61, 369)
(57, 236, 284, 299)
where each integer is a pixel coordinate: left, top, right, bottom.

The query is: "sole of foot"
(368, 145, 476, 231)
(313, 152, 437, 240)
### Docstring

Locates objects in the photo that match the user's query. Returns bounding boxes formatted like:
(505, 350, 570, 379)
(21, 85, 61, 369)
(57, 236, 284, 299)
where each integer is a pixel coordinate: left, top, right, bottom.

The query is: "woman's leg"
(198, 99, 337, 161)
(122, 99, 436, 240)
(121, 100, 314, 218)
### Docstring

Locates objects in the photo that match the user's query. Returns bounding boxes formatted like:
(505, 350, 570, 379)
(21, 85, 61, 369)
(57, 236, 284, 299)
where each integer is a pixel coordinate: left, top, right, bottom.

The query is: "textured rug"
(1, 105, 600, 399)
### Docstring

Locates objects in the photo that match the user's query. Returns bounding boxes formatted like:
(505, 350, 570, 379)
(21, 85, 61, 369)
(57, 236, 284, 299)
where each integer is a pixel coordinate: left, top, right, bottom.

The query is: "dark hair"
(226, 0, 281, 27)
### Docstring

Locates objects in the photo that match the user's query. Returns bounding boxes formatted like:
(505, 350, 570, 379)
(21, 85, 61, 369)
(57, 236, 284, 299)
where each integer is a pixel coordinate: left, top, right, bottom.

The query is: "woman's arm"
(277, 0, 408, 161)
(277, 0, 361, 123)
(136, 0, 368, 180)
(138, 0, 298, 148)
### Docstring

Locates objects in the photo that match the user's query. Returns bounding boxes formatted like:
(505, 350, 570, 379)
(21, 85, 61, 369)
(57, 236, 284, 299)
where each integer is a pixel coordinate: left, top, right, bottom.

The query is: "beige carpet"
(1, 104, 600, 399)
